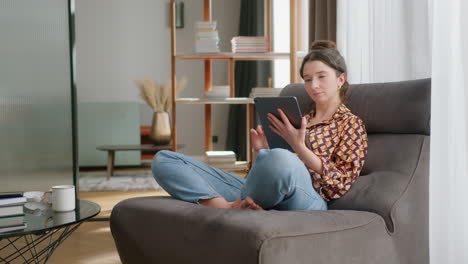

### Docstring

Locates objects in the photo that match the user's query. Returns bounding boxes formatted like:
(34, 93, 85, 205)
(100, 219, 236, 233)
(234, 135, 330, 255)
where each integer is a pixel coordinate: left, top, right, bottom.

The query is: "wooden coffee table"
(96, 144, 174, 179)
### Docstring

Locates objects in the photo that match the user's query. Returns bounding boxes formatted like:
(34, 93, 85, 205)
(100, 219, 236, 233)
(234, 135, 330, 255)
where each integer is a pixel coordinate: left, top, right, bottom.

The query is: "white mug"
(44, 185, 76, 212)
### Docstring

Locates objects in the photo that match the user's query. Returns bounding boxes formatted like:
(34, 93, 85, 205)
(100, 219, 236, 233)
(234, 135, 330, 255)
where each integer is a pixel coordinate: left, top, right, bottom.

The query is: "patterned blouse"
(303, 104, 368, 201)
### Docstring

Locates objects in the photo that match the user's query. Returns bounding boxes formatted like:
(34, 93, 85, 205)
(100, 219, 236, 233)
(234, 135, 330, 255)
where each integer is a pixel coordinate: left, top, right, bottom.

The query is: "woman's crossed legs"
(151, 149, 326, 211)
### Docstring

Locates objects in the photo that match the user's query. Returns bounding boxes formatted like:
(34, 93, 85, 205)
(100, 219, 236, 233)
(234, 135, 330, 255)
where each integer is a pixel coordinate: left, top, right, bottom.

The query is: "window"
(272, 0, 308, 87)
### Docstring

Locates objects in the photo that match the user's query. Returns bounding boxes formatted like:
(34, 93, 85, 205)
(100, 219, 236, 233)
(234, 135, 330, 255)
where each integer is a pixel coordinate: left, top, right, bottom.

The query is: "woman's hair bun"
(310, 40, 336, 50)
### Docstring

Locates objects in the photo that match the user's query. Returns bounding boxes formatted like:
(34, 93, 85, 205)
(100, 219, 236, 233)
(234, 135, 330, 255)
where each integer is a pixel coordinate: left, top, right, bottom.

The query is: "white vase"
(149, 111, 171, 145)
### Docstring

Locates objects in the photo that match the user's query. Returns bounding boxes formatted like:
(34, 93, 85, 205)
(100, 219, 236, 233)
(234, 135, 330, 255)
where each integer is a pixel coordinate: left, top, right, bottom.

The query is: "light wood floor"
(48, 221, 120, 264)
(46, 169, 245, 263)
(48, 190, 169, 264)
(78, 190, 169, 219)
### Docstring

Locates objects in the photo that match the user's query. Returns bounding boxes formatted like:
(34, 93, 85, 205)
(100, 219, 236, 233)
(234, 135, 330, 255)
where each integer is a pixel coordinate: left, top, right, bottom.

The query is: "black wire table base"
(0, 223, 82, 264)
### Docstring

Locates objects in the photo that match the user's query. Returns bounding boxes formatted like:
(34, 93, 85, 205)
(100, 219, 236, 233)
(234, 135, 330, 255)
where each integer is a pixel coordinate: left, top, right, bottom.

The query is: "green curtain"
(226, 0, 271, 161)
(309, 0, 337, 44)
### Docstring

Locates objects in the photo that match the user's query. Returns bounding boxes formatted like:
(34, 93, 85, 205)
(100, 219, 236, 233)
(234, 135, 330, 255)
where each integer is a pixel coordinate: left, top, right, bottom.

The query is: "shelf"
(175, 97, 254, 105)
(175, 51, 307, 61)
(169, 0, 297, 159)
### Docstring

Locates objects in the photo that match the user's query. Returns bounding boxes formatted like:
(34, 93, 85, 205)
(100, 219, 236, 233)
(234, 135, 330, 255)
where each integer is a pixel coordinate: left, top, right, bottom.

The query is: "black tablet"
(254, 96, 303, 151)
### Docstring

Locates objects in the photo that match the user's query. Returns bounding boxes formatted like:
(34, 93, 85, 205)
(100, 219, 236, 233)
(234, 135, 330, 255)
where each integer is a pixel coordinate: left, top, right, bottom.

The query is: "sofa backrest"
(279, 78, 431, 232)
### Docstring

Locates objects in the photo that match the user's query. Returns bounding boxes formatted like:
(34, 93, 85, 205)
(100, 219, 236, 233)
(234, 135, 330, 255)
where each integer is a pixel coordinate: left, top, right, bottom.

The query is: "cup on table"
(44, 185, 76, 212)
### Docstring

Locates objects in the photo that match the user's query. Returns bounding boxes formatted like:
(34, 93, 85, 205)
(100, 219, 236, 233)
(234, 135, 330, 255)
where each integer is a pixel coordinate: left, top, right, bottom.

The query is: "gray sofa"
(110, 78, 431, 264)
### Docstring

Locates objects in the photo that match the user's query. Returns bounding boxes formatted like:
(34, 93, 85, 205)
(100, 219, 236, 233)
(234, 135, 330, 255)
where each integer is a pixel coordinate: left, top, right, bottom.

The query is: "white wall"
(76, 0, 240, 156)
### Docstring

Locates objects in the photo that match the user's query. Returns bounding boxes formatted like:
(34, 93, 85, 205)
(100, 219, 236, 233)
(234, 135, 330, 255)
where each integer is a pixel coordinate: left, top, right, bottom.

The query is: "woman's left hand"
(267, 108, 307, 151)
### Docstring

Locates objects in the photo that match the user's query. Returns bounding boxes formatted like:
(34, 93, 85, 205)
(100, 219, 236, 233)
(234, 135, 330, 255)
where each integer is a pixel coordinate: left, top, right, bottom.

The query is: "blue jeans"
(151, 149, 327, 210)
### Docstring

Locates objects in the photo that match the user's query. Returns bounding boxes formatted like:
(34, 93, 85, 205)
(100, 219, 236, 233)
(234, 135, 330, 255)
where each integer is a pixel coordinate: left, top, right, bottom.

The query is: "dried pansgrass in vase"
(136, 78, 187, 112)
(136, 78, 187, 145)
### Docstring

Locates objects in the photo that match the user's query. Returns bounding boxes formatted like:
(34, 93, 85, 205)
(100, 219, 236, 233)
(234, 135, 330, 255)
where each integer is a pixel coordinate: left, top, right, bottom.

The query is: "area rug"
(79, 170, 161, 192)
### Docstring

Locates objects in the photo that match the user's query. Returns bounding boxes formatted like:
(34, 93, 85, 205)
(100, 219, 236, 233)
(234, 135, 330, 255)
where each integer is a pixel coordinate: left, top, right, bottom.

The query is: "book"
(205, 151, 236, 163)
(0, 196, 27, 207)
(195, 21, 217, 29)
(0, 215, 25, 228)
(196, 31, 219, 37)
(0, 205, 24, 218)
(0, 223, 27, 234)
(206, 150, 236, 157)
(195, 21, 220, 53)
(205, 87, 230, 98)
(231, 36, 268, 53)
(0, 192, 23, 199)
(207, 158, 236, 163)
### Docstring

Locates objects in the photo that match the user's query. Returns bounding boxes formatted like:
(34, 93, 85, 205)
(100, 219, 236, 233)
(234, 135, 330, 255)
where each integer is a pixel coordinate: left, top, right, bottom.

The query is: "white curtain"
(336, 0, 431, 84)
(429, 0, 468, 263)
(337, 0, 468, 262)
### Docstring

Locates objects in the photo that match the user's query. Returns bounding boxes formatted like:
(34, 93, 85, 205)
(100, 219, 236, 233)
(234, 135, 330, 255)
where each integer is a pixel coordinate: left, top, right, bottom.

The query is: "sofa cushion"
(111, 196, 387, 264)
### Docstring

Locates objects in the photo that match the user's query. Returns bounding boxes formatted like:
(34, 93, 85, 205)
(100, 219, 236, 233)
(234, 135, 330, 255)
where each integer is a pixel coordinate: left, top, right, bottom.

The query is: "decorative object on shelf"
(175, 1, 184, 29)
(195, 21, 219, 53)
(136, 78, 187, 145)
(204, 85, 230, 98)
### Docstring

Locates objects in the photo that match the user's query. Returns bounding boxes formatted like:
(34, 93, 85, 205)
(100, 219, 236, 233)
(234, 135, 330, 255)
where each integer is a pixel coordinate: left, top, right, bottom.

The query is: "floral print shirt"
(303, 104, 368, 201)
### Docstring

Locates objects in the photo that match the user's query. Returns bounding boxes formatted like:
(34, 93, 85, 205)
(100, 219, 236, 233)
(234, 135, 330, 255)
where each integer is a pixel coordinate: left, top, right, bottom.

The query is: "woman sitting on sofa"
(151, 40, 368, 211)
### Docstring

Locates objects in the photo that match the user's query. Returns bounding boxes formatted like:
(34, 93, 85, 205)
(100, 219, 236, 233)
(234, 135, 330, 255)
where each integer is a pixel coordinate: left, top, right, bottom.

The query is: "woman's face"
(302, 60, 346, 105)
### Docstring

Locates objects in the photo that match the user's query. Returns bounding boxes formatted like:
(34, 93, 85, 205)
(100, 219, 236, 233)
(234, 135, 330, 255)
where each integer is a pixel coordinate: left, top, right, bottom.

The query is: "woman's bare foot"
(199, 196, 262, 210)
(229, 197, 263, 210)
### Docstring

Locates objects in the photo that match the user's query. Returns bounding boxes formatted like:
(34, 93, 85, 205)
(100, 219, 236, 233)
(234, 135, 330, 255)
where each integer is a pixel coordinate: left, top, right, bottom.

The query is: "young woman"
(151, 40, 368, 211)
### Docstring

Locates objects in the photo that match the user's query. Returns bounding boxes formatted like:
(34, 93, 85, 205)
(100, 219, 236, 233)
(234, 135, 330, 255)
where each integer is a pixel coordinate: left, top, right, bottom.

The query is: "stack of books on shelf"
(231, 37, 268, 53)
(195, 21, 219, 53)
(205, 151, 236, 166)
(0, 193, 27, 233)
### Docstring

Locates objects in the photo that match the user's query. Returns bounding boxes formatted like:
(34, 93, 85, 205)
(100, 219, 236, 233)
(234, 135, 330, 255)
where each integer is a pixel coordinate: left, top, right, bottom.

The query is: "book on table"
(0, 205, 24, 218)
(0, 192, 24, 199)
(0, 215, 25, 228)
(0, 196, 27, 207)
(0, 215, 27, 234)
(0, 223, 27, 233)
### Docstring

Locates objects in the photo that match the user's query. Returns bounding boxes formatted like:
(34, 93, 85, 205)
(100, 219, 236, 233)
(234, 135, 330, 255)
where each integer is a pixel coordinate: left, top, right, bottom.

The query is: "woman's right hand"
(250, 125, 269, 153)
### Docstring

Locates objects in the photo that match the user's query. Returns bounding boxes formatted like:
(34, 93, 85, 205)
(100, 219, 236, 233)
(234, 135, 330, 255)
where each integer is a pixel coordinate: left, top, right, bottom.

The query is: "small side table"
(0, 200, 100, 264)
(96, 144, 174, 179)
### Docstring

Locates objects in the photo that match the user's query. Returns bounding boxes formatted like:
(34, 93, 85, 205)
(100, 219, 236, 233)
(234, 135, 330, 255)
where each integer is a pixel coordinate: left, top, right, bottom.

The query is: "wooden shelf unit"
(175, 51, 306, 61)
(175, 97, 254, 105)
(169, 0, 298, 168)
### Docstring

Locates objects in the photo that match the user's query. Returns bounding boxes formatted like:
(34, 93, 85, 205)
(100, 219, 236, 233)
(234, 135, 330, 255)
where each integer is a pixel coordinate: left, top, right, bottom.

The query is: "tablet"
(254, 96, 303, 151)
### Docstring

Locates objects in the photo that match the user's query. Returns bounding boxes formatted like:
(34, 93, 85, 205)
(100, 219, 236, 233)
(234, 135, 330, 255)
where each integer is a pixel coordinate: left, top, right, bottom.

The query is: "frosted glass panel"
(0, 0, 74, 191)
